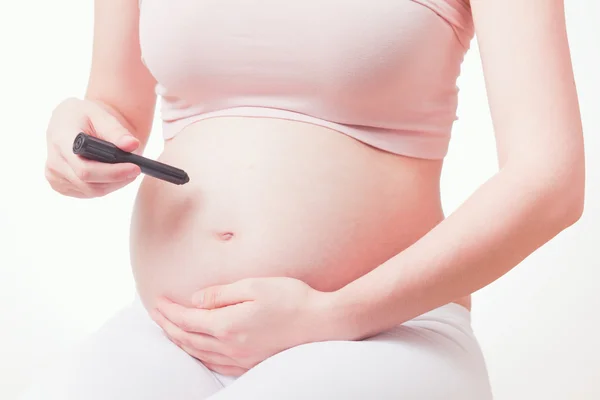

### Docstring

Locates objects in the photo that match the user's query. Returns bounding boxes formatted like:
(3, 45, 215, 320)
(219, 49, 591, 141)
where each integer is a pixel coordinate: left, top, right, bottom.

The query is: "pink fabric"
(138, 1, 473, 159)
(412, 0, 473, 48)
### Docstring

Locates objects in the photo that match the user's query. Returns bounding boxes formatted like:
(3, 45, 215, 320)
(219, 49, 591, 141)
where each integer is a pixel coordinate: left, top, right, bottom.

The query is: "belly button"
(216, 231, 235, 241)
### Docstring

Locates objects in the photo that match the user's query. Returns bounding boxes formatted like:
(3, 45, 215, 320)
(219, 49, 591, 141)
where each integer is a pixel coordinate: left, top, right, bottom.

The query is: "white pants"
(18, 298, 493, 399)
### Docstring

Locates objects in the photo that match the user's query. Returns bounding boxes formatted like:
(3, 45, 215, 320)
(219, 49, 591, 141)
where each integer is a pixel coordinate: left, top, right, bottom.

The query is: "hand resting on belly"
(129, 117, 446, 373)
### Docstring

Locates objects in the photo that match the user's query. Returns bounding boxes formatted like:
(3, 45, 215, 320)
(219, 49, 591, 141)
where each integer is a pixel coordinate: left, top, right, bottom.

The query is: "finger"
(58, 160, 138, 197)
(58, 184, 88, 198)
(84, 102, 140, 152)
(203, 362, 247, 377)
(51, 181, 87, 198)
(68, 155, 141, 184)
(178, 343, 238, 367)
(151, 308, 223, 351)
(155, 298, 217, 335)
(56, 142, 140, 186)
(112, 134, 140, 153)
(83, 178, 138, 197)
(45, 165, 86, 197)
(192, 280, 256, 309)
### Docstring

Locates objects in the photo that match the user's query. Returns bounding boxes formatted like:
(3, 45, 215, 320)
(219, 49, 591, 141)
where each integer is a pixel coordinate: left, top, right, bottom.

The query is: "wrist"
(308, 287, 368, 342)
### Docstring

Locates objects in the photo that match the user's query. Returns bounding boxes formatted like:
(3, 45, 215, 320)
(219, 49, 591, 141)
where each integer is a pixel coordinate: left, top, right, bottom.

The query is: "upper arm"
(85, 0, 157, 144)
(471, 0, 584, 183)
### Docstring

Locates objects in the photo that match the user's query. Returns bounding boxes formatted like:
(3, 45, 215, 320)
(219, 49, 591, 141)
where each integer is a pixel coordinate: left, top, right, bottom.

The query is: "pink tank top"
(139, 1, 473, 159)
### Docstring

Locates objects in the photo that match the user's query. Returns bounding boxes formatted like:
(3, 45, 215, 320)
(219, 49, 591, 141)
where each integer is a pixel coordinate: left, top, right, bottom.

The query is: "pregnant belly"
(130, 117, 445, 310)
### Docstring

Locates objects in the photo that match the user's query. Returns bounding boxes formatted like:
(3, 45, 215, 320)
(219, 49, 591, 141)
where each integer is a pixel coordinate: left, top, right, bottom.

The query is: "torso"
(131, 0, 474, 313)
(130, 117, 471, 311)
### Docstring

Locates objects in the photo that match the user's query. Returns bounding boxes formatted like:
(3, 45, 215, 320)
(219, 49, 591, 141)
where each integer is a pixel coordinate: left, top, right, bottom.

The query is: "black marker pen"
(72, 132, 190, 185)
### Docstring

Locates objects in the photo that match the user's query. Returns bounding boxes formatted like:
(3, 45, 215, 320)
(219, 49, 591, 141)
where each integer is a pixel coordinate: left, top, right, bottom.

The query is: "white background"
(1, 1, 598, 399)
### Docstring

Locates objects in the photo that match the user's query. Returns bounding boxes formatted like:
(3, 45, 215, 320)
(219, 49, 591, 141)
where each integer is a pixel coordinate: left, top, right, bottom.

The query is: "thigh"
(208, 305, 493, 400)
(17, 298, 223, 400)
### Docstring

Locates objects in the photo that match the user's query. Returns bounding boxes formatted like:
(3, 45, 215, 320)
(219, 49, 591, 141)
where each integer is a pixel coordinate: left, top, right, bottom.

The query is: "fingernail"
(117, 135, 137, 148)
(116, 136, 130, 145)
(127, 171, 139, 179)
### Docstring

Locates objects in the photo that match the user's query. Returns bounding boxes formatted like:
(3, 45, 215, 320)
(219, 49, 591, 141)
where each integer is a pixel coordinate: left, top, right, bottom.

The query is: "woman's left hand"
(150, 277, 336, 376)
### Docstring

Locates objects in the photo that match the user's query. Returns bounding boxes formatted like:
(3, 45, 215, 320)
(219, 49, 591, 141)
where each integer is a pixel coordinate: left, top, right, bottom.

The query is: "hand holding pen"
(44, 98, 188, 199)
(73, 133, 189, 185)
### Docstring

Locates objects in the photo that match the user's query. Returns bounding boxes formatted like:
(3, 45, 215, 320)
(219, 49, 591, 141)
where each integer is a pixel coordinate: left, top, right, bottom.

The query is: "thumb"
(85, 101, 140, 152)
(192, 280, 256, 309)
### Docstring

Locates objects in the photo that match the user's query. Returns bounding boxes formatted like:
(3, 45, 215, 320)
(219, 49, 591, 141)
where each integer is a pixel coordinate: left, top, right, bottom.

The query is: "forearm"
(328, 162, 584, 340)
(85, 0, 157, 151)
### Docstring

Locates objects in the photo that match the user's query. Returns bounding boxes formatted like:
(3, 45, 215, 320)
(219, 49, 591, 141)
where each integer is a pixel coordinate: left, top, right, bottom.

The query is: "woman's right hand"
(45, 97, 143, 198)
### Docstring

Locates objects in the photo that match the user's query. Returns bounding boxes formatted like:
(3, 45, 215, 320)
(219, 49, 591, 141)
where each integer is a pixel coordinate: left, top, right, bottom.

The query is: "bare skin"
(129, 116, 469, 311)
(45, 0, 583, 378)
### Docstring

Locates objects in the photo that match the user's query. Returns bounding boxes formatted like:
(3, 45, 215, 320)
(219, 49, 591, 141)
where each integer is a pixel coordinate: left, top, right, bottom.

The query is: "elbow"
(537, 165, 585, 231)
(555, 157, 586, 228)
(508, 156, 585, 231)
(558, 190, 584, 229)
(531, 178, 584, 236)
